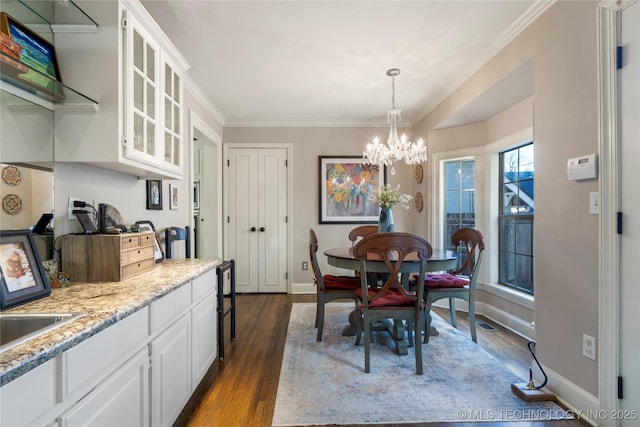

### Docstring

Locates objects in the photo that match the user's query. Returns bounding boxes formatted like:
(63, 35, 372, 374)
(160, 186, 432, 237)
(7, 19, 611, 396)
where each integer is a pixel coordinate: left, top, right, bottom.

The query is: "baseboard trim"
(477, 302, 536, 341)
(291, 282, 315, 294)
(431, 300, 536, 341)
(537, 363, 599, 426)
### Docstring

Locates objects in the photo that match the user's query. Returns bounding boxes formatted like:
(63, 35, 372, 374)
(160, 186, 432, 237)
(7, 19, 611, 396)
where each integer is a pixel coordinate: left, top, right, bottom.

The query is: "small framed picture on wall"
(169, 184, 179, 210)
(146, 180, 162, 210)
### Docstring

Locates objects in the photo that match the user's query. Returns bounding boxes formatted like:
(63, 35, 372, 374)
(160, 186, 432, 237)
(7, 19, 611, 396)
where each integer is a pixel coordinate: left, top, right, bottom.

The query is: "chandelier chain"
(391, 74, 396, 110)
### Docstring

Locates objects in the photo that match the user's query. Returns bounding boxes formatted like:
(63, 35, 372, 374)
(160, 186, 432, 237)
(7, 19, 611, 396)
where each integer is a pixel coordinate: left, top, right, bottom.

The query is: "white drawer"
(151, 283, 191, 333)
(60, 308, 149, 400)
(192, 269, 216, 302)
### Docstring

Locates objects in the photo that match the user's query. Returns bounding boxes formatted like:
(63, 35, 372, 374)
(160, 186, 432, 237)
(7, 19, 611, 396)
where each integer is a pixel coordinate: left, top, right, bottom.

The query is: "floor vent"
(477, 322, 496, 331)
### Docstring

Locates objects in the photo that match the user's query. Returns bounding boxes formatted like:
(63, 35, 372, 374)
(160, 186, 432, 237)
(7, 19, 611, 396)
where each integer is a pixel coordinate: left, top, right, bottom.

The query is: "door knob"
(250, 227, 257, 232)
(259, 227, 266, 232)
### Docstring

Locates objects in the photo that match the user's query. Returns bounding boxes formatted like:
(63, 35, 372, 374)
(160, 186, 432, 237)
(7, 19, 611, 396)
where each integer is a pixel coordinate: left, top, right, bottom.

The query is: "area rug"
(272, 303, 573, 426)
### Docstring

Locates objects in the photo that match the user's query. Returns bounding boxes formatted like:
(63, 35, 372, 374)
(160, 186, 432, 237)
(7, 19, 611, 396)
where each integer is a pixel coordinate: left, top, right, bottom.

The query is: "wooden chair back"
(450, 227, 485, 281)
(348, 225, 378, 247)
(353, 232, 432, 305)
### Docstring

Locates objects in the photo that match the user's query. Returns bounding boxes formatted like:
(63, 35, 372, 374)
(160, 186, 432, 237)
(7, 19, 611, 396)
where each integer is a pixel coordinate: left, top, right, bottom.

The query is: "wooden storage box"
(61, 232, 155, 282)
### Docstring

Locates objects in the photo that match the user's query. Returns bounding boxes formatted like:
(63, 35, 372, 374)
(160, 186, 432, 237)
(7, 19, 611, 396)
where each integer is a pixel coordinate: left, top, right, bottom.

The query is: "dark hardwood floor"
(175, 294, 589, 427)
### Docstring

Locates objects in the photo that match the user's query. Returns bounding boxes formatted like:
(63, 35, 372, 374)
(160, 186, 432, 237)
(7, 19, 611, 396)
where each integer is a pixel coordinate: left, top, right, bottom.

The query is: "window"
(499, 143, 534, 294)
(444, 160, 475, 251)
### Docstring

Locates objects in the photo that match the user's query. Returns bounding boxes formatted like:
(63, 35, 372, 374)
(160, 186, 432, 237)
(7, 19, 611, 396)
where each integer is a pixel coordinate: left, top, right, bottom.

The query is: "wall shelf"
(0, 0, 99, 111)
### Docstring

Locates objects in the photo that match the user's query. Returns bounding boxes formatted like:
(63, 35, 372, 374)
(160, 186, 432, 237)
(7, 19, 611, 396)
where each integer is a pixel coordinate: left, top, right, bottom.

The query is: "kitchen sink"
(0, 312, 84, 352)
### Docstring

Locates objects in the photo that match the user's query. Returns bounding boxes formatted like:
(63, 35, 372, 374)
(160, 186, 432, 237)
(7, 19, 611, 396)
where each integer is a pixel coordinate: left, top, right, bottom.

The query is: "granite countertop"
(0, 258, 222, 387)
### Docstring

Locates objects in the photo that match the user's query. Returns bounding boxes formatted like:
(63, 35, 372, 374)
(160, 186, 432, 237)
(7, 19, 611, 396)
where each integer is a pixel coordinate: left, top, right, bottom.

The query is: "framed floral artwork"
(318, 156, 386, 224)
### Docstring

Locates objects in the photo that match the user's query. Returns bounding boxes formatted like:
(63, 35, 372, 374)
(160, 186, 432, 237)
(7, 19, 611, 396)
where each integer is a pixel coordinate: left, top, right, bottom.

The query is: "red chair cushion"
(355, 287, 415, 307)
(422, 273, 469, 288)
(322, 275, 361, 290)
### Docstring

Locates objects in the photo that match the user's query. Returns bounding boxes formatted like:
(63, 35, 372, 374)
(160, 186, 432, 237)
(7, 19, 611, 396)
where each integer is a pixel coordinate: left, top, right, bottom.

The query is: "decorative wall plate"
(415, 164, 423, 184)
(2, 165, 22, 186)
(415, 192, 423, 212)
(2, 194, 22, 214)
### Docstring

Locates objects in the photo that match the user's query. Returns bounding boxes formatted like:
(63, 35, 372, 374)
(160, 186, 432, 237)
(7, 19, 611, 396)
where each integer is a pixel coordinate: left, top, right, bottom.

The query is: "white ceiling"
(141, 0, 548, 128)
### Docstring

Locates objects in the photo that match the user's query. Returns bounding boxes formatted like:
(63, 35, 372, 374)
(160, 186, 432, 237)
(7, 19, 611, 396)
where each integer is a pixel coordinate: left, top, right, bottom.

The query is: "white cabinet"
(161, 52, 183, 174)
(123, 9, 161, 169)
(0, 359, 56, 427)
(59, 307, 149, 401)
(0, 267, 217, 426)
(150, 313, 192, 427)
(57, 349, 149, 427)
(192, 270, 217, 385)
(55, 0, 188, 179)
(192, 293, 217, 384)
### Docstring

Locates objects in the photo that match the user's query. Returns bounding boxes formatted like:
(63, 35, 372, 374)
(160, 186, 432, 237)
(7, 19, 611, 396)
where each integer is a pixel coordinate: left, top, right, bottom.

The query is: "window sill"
(478, 282, 535, 310)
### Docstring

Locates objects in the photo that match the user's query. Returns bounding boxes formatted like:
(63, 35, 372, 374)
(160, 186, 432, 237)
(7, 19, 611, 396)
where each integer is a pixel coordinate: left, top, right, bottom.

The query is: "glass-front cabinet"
(53, 1, 187, 179)
(121, 6, 184, 178)
(162, 54, 182, 174)
(122, 7, 183, 178)
(124, 9, 161, 168)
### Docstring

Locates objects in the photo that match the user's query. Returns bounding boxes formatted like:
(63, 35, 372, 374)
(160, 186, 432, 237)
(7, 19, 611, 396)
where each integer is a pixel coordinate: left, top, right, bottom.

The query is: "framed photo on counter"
(0, 229, 51, 309)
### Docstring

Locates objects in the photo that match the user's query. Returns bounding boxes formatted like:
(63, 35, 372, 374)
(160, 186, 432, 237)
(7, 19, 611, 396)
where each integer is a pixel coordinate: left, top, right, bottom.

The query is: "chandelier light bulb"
(363, 68, 427, 174)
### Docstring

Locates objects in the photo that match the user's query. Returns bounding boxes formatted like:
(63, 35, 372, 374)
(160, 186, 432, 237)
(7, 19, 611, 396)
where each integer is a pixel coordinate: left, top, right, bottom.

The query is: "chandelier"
(363, 68, 427, 174)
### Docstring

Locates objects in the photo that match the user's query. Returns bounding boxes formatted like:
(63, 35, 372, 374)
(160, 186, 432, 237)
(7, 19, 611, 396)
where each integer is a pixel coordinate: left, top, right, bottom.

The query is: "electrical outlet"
(68, 197, 80, 220)
(583, 334, 596, 360)
(302, 261, 308, 271)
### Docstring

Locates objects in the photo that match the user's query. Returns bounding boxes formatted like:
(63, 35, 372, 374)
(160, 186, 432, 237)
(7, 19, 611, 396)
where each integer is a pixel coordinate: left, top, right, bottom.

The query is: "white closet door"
(228, 148, 260, 292)
(227, 147, 288, 293)
(619, 1, 640, 418)
(258, 148, 288, 292)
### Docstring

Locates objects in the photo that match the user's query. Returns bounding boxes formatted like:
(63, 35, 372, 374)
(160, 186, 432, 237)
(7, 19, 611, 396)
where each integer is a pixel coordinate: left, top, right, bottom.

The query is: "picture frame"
(146, 179, 162, 210)
(319, 156, 386, 224)
(169, 184, 179, 210)
(0, 229, 51, 310)
(134, 220, 164, 263)
(0, 12, 64, 99)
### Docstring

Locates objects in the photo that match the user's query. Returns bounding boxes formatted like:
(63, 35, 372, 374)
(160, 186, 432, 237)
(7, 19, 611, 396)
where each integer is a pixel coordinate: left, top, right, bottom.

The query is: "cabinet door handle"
(250, 227, 257, 232)
(259, 227, 266, 232)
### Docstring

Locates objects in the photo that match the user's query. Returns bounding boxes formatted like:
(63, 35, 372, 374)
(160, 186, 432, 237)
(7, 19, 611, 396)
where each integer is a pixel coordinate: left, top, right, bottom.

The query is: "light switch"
(589, 192, 600, 215)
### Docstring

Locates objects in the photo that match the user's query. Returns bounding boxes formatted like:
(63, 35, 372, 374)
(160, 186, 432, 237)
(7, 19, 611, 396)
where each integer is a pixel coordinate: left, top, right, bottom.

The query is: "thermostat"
(567, 154, 597, 181)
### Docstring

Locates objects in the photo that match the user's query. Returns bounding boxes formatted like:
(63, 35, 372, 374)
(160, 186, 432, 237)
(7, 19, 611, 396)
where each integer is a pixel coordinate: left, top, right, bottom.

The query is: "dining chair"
(165, 226, 191, 259)
(309, 229, 360, 342)
(348, 225, 380, 287)
(353, 232, 432, 374)
(348, 225, 378, 246)
(421, 227, 485, 343)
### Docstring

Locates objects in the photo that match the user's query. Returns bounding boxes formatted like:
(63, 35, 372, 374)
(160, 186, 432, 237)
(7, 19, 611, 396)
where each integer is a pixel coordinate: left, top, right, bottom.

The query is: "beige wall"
(414, 0, 600, 398)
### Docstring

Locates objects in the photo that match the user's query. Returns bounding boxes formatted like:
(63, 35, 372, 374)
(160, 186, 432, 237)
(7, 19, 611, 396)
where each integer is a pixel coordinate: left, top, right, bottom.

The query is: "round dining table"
(324, 247, 459, 273)
(323, 246, 459, 355)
